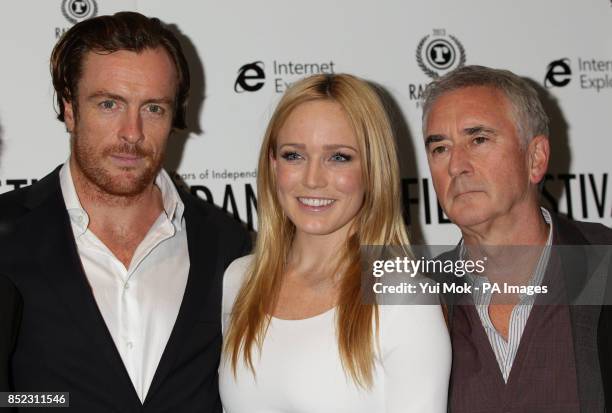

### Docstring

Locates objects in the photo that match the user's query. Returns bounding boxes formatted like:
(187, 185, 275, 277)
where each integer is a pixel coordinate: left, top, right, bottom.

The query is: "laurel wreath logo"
(61, 0, 98, 25)
(449, 35, 467, 69)
(416, 36, 438, 79)
(416, 33, 467, 79)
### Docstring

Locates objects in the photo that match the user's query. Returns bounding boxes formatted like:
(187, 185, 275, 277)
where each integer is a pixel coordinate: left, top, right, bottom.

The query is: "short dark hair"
(51, 11, 190, 129)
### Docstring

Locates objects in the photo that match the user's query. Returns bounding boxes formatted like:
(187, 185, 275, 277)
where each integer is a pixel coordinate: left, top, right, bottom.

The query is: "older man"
(422, 65, 611, 412)
(0, 12, 250, 412)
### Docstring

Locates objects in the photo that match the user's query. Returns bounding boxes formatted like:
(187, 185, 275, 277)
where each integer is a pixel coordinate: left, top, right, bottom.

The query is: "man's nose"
(448, 145, 473, 177)
(118, 108, 144, 144)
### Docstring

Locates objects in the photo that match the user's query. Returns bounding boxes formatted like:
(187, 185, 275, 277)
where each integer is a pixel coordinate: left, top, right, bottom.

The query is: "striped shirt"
(463, 208, 553, 382)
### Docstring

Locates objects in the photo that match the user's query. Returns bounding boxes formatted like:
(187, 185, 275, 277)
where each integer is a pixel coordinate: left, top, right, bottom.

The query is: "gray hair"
(422, 65, 549, 145)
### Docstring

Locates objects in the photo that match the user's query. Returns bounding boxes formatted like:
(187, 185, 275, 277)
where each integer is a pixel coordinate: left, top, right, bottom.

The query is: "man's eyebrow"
(424, 135, 446, 148)
(464, 125, 497, 136)
(87, 91, 174, 105)
(143, 97, 175, 105)
(87, 91, 127, 103)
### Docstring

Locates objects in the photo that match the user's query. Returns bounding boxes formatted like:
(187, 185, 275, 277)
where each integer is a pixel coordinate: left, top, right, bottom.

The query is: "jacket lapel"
(20, 168, 141, 406)
(145, 197, 220, 401)
(552, 215, 606, 412)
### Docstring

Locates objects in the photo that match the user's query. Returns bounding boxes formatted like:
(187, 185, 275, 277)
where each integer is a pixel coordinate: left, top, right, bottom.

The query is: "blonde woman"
(219, 74, 450, 412)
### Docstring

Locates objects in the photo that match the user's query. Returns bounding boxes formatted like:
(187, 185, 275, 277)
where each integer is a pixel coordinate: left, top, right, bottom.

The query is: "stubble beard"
(72, 133, 164, 198)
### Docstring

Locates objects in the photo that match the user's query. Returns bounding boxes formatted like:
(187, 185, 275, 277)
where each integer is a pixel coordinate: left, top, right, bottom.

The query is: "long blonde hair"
(224, 73, 409, 388)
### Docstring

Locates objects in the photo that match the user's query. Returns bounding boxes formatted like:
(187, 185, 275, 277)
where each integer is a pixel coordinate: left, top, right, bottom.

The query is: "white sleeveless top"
(219, 255, 451, 413)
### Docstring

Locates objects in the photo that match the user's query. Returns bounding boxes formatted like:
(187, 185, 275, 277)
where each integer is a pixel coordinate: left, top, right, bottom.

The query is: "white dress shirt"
(59, 162, 190, 403)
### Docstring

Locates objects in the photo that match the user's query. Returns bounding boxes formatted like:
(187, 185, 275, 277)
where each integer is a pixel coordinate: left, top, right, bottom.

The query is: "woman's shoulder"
(223, 254, 254, 300)
(221, 255, 254, 330)
(224, 254, 254, 285)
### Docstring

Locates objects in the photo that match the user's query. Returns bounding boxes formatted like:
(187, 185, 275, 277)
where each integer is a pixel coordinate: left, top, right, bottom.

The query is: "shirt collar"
(59, 161, 185, 237)
(460, 207, 553, 255)
(540, 207, 553, 245)
(155, 168, 185, 230)
(462, 207, 553, 293)
(59, 162, 89, 237)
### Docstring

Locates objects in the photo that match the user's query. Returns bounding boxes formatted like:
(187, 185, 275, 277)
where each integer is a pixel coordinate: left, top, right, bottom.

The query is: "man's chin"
(446, 207, 494, 230)
(103, 183, 149, 197)
(110, 170, 158, 194)
(73, 149, 162, 197)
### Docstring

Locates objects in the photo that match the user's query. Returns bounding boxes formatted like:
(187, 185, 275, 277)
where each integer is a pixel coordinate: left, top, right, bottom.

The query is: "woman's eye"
(330, 152, 352, 162)
(280, 151, 302, 161)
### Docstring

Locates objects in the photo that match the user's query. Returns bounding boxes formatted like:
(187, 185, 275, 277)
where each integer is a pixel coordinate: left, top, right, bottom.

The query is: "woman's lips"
(297, 197, 336, 211)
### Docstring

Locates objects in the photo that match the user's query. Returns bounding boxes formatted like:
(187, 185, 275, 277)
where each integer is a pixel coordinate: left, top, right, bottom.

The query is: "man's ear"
(63, 98, 75, 133)
(528, 135, 550, 184)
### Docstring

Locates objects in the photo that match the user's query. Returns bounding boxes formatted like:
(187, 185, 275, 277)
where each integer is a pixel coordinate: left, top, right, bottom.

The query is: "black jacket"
(0, 167, 251, 412)
(0, 274, 21, 392)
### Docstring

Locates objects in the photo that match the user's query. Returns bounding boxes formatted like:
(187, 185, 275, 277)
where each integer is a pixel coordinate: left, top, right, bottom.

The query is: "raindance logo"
(61, 0, 97, 24)
(416, 29, 466, 79)
(545, 58, 572, 88)
(234, 61, 266, 93)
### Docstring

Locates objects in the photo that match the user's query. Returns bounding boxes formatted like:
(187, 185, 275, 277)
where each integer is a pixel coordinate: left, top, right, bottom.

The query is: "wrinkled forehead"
(424, 86, 519, 134)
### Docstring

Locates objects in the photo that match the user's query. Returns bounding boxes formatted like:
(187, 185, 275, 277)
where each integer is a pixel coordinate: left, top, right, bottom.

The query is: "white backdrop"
(0, 0, 610, 244)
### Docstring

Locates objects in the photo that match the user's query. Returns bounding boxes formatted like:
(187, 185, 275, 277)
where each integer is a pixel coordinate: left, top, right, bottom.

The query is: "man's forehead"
(77, 47, 178, 95)
(80, 47, 175, 70)
(426, 86, 514, 129)
(435, 85, 509, 108)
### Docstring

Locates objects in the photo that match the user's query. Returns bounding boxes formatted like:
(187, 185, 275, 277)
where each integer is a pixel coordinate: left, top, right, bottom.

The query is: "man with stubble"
(0, 12, 250, 411)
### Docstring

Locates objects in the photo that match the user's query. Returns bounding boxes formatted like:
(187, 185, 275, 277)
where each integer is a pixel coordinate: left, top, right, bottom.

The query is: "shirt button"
(127, 341, 134, 349)
(124, 283, 130, 290)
